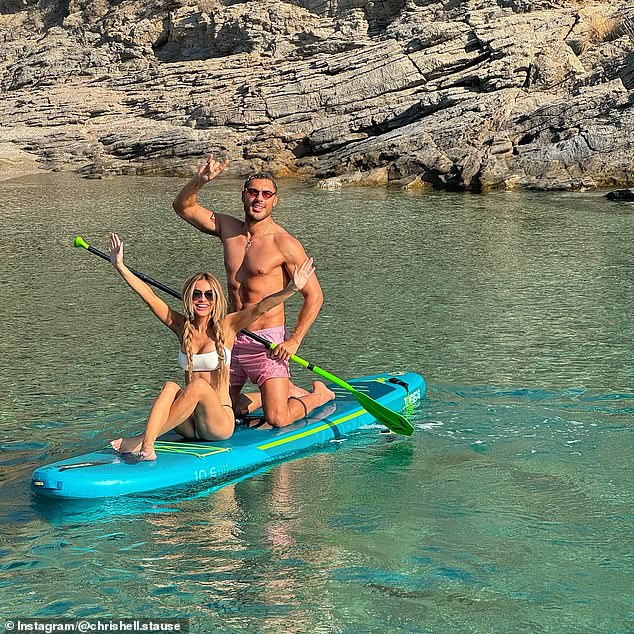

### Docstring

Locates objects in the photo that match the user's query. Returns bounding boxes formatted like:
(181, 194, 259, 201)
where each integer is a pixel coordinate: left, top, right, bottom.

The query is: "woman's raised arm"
(109, 233, 183, 334)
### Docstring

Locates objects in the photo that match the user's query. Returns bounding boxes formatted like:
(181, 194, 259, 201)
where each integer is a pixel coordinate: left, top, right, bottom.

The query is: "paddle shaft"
(88, 244, 355, 386)
(82, 244, 303, 351)
(240, 329, 354, 391)
(84, 244, 182, 301)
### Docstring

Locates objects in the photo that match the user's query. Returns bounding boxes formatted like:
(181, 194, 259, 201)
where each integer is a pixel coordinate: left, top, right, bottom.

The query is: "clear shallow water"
(0, 174, 633, 633)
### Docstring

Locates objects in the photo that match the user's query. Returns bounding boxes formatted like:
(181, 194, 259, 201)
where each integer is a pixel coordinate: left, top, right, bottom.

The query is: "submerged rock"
(1, 0, 634, 191)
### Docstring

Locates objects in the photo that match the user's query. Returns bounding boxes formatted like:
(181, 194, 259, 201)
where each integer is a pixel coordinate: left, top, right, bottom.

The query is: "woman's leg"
(231, 388, 262, 417)
(112, 379, 234, 461)
(138, 378, 234, 459)
(111, 381, 182, 455)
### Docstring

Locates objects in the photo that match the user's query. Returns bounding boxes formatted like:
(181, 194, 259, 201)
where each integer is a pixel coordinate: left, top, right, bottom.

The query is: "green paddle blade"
(353, 388, 415, 436)
(282, 353, 415, 437)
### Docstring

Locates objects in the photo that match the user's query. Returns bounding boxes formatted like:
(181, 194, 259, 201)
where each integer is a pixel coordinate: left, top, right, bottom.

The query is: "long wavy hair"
(181, 272, 228, 384)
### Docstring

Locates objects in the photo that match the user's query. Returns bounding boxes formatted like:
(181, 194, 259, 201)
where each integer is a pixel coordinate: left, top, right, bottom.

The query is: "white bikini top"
(178, 347, 232, 372)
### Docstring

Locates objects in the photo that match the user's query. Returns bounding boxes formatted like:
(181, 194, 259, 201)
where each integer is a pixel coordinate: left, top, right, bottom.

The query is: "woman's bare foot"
(111, 434, 144, 454)
(138, 444, 157, 461)
(111, 436, 157, 461)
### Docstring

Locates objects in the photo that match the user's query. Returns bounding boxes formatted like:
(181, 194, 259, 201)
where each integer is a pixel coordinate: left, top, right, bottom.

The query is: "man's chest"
(224, 238, 285, 281)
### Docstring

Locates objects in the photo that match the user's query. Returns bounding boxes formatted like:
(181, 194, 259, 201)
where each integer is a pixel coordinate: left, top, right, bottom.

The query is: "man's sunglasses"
(192, 290, 215, 301)
(244, 187, 276, 200)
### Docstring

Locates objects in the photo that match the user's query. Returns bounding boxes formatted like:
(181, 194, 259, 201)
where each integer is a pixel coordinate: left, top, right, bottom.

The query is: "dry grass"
(617, 11, 634, 41)
(586, 12, 621, 44)
(568, 10, 622, 55)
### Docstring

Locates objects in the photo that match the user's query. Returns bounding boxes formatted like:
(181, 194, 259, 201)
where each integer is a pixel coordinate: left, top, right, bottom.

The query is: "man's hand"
(197, 155, 229, 183)
(272, 337, 301, 361)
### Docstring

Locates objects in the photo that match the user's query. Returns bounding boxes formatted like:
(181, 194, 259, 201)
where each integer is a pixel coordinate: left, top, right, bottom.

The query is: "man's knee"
(260, 378, 293, 427)
(264, 408, 292, 428)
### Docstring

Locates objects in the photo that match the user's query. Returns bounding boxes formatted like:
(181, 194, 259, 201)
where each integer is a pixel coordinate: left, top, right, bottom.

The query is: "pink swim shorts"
(230, 326, 291, 388)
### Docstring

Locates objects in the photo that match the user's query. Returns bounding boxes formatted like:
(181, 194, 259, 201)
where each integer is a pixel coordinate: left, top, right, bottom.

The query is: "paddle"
(74, 236, 182, 300)
(74, 236, 415, 436)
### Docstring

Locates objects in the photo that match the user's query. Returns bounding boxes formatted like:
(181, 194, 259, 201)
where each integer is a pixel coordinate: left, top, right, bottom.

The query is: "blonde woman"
(107, 233, 316, 461)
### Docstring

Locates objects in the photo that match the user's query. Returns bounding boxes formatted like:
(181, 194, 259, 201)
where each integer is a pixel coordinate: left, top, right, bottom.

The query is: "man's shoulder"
(268, 219, 297, 240)
(273, 226, 307, 260)
(217, 212, 245, 237)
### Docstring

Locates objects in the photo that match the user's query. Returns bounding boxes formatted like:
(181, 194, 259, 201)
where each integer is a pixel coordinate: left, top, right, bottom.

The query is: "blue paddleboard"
(31, 372, 425, 499)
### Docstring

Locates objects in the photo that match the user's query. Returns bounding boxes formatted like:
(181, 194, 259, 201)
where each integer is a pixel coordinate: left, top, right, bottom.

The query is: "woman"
(107, 233, 315, 461)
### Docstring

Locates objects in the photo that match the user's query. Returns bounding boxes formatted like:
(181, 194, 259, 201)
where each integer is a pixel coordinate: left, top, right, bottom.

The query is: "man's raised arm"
(172, 156, 229, 235)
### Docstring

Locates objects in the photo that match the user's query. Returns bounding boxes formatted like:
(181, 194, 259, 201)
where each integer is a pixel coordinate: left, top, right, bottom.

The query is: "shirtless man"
(173, 156, 335, 427)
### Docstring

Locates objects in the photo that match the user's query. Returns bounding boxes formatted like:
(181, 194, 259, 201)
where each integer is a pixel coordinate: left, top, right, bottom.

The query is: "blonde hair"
(181, 273, 228, 384)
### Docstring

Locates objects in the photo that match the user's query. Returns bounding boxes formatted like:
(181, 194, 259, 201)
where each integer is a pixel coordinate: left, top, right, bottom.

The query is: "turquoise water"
(0, 174, 633, 633)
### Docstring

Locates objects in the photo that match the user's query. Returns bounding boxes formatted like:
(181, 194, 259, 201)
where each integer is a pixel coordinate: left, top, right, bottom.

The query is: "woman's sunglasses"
(192, 290, 215, 301)
(244, 187, 276, 200)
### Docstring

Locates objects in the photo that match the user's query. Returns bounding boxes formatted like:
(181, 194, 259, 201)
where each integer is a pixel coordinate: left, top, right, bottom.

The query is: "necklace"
(244, 223, 275, 251)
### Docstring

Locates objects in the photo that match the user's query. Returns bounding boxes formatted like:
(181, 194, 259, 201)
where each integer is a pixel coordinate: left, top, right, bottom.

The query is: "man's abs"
(231, 290, 286, 331)
(223, 229, 290, 329)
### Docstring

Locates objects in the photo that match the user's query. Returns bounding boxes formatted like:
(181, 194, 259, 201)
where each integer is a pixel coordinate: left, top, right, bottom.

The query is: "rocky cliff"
(1, 0, 633, 190)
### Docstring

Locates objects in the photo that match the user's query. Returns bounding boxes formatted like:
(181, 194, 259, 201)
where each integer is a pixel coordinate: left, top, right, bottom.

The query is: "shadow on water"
(29, 465, 278, 527)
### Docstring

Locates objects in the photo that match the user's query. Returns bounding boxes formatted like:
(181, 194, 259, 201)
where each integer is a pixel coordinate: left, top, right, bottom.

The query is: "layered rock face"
(1, 0, 633, 189)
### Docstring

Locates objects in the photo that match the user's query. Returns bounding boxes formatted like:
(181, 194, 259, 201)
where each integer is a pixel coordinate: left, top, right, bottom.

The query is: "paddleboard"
(31, 372, 425, 499)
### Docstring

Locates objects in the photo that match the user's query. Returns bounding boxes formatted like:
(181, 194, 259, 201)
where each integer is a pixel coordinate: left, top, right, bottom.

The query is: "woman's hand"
(290, 257, 315, 292)
(108, 232, 124, 268)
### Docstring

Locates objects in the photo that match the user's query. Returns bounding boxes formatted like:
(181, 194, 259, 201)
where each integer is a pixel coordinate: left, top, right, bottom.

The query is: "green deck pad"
(154, 441, 231, 458)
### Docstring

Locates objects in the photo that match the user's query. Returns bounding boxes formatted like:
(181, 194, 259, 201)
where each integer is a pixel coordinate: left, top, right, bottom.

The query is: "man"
(173, 155, 335, 427)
